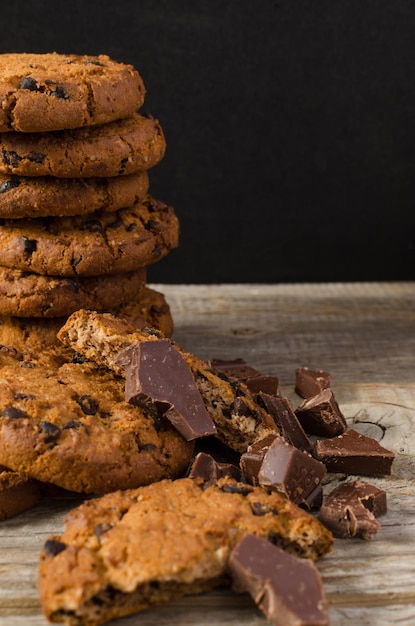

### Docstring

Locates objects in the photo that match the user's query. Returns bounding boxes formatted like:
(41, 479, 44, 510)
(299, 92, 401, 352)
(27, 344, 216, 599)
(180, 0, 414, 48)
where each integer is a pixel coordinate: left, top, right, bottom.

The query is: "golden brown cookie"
(0, 171, 149, 218)
(0, 347, 193, 494)
(0, 53, 145, 133)
(0, 266, 147, 317)
(0, 113, 166, 178)
(0, 196, 179, 276)
(38, 477, 332, 625)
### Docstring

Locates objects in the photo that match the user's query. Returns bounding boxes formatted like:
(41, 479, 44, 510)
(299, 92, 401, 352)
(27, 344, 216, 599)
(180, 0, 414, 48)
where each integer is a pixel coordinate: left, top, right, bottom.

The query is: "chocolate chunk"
(2, 149, 22, 166)
(319, 480, 387, 539)
(27, 151, 46, 164)
(137, 442, 158, 452)
(240, 433, 279, 484)
(211, 357, 281, 397)
(188, 452, 241, 485)
(258, 393, 312, 451)
(20, 76, 39, 91)
(14, 392, 36, 400)
(295, 367, 331, 398)
(62, 420, 89, 436)
(220, 482, 253, 495)
(117, 339, 217, 441)
(39, 421, 61, 443)
(43, 539, 67, 557)
(245, 375, 280, 396)
(76, 395, 98, 416)
(232, 396, 249, 416)
(301, 483, 324, 511)
(229, 534, 329, 626)
(257, 439, 327, 506)
(145, 218, 161, 230)
(210, 357, 262, 382)
(1, 407, 27, 420)
(118, 157, 129, 175)
(21, 236, 37, 256)
(0, 177, 21, 193)
(294, 388, 347, 437)
(241, 435, 326, 507)
(151, 246, 162, 258)
(62, 420, 81, 430)
(314, 429, 395, 476)
(51, 85, 67, 99)
(250, 501, 279, 516)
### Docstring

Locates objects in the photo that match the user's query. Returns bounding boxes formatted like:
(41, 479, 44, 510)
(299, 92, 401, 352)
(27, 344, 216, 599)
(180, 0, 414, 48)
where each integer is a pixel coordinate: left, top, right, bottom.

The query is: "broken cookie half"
(57, 310, 281, 452)
(39, 476, 333, 626)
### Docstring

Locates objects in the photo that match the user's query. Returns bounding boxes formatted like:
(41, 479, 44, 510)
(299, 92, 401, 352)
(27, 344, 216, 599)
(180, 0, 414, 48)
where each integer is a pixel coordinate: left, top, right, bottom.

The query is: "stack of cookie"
(0, 52, 178, 352)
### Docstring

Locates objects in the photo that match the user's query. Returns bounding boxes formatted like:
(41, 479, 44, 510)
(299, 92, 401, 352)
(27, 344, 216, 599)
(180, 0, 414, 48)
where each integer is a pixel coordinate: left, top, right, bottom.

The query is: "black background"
(1, 1, 414, 283)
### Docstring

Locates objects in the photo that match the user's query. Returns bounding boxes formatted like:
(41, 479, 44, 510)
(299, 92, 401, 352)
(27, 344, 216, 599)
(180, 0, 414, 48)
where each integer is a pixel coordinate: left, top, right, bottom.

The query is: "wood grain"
(0, 282, 414, 625)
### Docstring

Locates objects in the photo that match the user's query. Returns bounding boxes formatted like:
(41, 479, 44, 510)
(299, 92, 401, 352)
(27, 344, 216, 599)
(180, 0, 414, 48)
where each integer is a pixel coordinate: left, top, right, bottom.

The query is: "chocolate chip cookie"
(39, 476, 333, 625)
(0, 196, 179, 276)
(0, 171, 149, 218)
(0, 347, 193, 494)
(0, 53, 145, 133)
(57, 310, 281, 453)
(0, 266, 147, 317)
(0, 113, 166, 178)
(0, 286, 174, 353)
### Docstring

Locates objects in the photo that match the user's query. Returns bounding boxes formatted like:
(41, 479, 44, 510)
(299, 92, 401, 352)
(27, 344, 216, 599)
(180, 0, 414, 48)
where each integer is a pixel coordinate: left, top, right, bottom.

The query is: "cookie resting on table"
(38, 476, 333, 626)
(0, 171, 149, 218)
(0, 346, 193, 494)
(0, 195, 179, 276)
(0, 53, 145, 133)
(0, 113, 165, 178)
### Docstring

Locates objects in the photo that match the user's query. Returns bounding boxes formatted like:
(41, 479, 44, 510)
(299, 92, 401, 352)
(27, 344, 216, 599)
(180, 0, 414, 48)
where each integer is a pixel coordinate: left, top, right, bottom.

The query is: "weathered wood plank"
(0, 283, 414, 625)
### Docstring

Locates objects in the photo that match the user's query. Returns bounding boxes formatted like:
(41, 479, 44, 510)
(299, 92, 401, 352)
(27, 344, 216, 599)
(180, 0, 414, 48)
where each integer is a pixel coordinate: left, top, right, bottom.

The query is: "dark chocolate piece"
(211, 358, 280, 395)
(300, 483, 324, 511)
(295, 388, 347, 437)
(241, 436, 326, 507)
(210, 357, 262, 381)
(314, 429, 395, 476)
(229, 533, 329, 626)
(0, 177, 21, 193)
(39, 421, 61, 444)
(188, 451, 242, 485)
(76, 395, 98, 416)
(43, 540, 67, 557)
(240, 433, 279, 485)
(1, 407, 27, 420)
(295, 367, 331, 398)
(245, 375, 280, 396)
(259, 393, 312, 451)
(319, 480, 387, 539)
(258, 439, 327, 506)
(117, 339, 217, 441)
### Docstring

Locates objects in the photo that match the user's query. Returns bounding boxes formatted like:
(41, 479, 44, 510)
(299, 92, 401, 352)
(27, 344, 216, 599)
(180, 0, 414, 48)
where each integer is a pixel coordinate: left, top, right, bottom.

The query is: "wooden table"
(0, 283, 414, 626)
